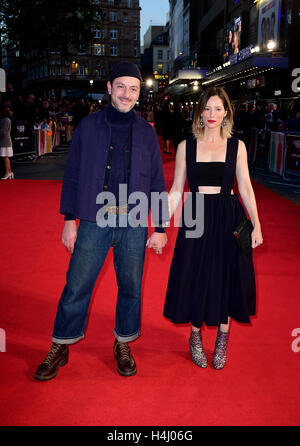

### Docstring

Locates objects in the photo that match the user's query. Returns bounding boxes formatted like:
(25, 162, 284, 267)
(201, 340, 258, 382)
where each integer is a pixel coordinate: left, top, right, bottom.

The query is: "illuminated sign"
(154, 74, 169, 80)
(247, 76, 266, 89)
(224, 16, 242, 62)
(257, 0, 282, 50)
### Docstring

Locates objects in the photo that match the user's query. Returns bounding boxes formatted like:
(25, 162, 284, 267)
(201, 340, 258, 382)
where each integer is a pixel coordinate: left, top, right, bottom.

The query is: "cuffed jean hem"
(51, 334, 85, 345)
(114, 329, 140, 343)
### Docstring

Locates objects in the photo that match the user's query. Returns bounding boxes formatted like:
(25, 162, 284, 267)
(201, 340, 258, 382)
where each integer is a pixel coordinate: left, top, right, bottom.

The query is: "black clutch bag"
(233, 217, 253, 255)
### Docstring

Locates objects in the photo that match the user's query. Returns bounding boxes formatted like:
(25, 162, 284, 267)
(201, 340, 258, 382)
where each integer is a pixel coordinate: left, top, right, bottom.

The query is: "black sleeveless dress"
(163, 137, 256, 327)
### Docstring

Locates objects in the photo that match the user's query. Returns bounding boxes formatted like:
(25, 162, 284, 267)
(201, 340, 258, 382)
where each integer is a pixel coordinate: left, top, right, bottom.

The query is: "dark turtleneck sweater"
(106, 103, 133, 205)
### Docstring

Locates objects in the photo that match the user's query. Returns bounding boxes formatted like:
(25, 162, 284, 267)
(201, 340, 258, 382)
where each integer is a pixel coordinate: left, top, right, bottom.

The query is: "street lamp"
(267, 40, 276, 51)
(89, 80, 94, 86)
(146, 79, 153, 87)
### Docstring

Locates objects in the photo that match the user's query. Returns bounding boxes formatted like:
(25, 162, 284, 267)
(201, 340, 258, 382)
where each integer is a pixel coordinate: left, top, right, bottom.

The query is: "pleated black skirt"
(163, 193, 256, 327)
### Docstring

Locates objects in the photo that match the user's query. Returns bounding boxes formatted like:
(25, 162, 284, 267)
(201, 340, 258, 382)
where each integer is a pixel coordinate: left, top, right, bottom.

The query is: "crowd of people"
(0, 91, 105, 132)
(0, 91, 107, 178)
(234, 101, 300, 143)
(145, 99, 300, 169)
(140, 98, 300, 157)
(1, 87, 300, 178)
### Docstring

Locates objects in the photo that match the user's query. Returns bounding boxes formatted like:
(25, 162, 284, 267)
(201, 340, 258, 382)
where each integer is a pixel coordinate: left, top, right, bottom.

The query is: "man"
(34, 62, 168, 380)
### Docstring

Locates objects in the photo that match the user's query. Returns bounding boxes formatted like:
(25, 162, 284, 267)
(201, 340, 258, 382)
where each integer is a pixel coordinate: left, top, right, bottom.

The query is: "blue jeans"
(52, 217, 148, 344)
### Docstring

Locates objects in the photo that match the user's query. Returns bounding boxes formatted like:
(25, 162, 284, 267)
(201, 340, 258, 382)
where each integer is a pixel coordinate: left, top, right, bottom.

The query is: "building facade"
(202, 0, 297, 103)
(167, 0, 300, 104)
(4, 0, 141, 98)
(142, 25, 170, 93)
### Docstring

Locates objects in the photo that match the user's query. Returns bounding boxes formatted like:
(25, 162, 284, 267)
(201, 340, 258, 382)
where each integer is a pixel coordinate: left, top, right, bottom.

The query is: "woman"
(163, 87, 263, 369)
(0, 105, 14, 180)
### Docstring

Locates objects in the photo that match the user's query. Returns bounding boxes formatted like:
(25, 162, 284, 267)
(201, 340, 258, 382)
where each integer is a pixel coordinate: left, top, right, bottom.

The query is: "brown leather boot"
(34, 343, 69, 381)
(113, 339, 137, 377)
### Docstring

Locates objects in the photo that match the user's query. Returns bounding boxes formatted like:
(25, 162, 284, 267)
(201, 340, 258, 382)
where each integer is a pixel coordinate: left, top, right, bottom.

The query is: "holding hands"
(146, 232, 168, 255)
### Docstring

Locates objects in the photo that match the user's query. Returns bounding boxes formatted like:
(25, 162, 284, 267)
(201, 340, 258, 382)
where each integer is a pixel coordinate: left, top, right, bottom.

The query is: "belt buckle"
(106, 205, 117, 214)
(118, 205, 128, 215)
(106, 205, 128, 215)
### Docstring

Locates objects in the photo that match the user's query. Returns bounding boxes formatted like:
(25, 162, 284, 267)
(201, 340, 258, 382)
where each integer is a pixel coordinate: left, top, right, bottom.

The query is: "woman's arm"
(146, 140, 187, 254)
(235, 140, 263, 248)
(167, 139, 187, 221)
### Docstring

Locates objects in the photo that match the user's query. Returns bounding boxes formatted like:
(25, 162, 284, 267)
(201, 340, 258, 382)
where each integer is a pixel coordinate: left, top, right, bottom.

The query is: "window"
(110, 29, 118, 39)
(134, 30, 138, 40)
(107, 0, 114, 4)
(123, 13, 128, 23)
(96, 68, 102, 78)
(110, 11, 117, 22)
(110, 45, 118, 56)
(94, 29, 104, 39)
(77, 44, 86, 55)
(134, 47, 138, 57)
(78, 65, 88, 76)
(127, 0, 132, 7)
(157, 63, 163, 73)
(93, 44, 105, 56)
(157, 49, 163, 60)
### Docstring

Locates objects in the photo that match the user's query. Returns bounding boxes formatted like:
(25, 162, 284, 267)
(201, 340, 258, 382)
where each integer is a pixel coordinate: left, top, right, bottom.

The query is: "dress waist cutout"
(196, 162, 225, 187)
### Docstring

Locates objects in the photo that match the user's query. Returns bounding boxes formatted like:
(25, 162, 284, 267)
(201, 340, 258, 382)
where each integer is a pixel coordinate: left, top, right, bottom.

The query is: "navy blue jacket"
(60, 106, 167, 223)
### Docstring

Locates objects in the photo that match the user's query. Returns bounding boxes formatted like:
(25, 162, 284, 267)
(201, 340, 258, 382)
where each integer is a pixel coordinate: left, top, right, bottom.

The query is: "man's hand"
(62, 220, 78, 254)
(146, 232, 167, 254)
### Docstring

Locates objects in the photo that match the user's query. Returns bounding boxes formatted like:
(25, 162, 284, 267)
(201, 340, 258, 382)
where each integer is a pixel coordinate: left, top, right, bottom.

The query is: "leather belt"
(105, 205, 129, 215)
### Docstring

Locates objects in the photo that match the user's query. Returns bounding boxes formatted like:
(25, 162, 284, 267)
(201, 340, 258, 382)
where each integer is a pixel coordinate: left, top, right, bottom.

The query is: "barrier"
(285, 134, 300, 171)
(52, 121, 61, 147)
(248, 127, 300, 178)
(58, 116, 73, 144)
(268, 131, 285, 176)
(12, 124, 35, 157)
(12, 117, 73, 161)
(37, 122, 53, 156)
(34, 117, 72, 156)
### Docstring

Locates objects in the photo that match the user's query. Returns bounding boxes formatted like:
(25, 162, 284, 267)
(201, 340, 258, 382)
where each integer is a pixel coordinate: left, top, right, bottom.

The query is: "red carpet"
(0, 148, 300, 426)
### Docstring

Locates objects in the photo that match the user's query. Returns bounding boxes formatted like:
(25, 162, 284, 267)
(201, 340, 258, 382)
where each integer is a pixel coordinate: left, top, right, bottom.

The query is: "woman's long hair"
(192, 86, 234, 139)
